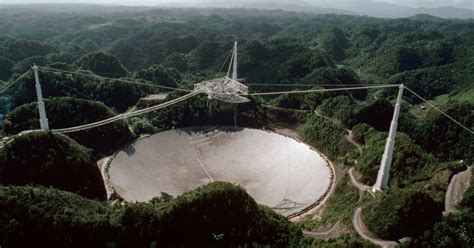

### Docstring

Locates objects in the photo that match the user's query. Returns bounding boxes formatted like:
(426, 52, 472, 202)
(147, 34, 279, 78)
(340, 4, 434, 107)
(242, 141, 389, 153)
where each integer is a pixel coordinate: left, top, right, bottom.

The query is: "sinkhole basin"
(108, 126, 332, 216)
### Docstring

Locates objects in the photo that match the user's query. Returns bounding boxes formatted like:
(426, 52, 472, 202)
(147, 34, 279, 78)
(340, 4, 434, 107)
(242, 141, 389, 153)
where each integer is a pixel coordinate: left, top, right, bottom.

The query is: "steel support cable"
(247, 83, 380, 87)
(247, 84, 400, 96)
(39, 66, 192, 93)
(404, 86, 474, 135)
(227, 48, 235, 78)
(0, 69, 32, 94)
(52, 90, 200, 133)
(51, 90, 202, 134)
(215, 48, 233, 78)
(54, 80, 93, 100)
(124, 90, 201, 118)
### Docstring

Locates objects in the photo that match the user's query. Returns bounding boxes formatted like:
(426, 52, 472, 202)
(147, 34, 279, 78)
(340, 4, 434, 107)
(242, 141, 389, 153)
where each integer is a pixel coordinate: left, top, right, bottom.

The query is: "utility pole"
(33, 64, 49, 131)
(232, 41, 238, 81)
(373, 84, 404, 192)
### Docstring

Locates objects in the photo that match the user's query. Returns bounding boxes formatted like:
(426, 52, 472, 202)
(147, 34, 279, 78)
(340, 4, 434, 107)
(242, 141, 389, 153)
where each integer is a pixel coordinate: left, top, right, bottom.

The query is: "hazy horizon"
(1, 0, 473, 10)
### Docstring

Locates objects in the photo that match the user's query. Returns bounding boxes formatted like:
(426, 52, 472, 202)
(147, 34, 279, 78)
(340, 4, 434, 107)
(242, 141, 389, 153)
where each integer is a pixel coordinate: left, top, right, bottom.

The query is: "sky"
(0, 0, 472, 10)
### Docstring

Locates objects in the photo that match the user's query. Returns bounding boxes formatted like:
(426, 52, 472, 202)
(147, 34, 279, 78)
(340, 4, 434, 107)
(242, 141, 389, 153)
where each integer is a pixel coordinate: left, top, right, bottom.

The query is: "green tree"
(0, 182, 303, 247)
(0, 185, 112, 247)
(0, 132, 106, 199)
(363, 188, 442, 240)
(136, 93, 267, 132)
(410, 210, 474, 248)
(0, 39, 53, 62)
(189, 41, 222, 69)
(356, 131, 436, 186)
(300, 67, 366, 100)
(355, 98, 394, 131)
(75, 52, 128, 78)
(371, 46, 422, 76)
(135, 64, 181, 88)
(3, 97, 132, 155)
(318, 27, 348, 61)
(0, 56, 14, 81)
(302, 115, 353, 159)
(163, 34, 199, 53)
(414, 103, 473, 163)
(351, 123, 372, 144)
(12, 55, 46, 75)
(459, 169, 474, 210)
(388, 66, 453, 101)
(149, 182, 301, 247)
(10, 70, 146, 113)
(284, 49, 335, 80)
(319, 96, 357, 128)
(46, 45, 86, 64)
(422, 41, 453, 67)
(163, 53, 189, 71)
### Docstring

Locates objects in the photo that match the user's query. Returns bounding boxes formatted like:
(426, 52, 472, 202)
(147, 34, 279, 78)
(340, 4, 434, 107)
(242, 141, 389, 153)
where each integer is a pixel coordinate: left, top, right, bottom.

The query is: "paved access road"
(353, 207, 399, 248)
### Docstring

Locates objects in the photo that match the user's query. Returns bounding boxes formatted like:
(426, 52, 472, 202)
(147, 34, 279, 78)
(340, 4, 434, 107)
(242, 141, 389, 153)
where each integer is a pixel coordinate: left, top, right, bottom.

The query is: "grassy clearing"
(435, 87, 474, 105)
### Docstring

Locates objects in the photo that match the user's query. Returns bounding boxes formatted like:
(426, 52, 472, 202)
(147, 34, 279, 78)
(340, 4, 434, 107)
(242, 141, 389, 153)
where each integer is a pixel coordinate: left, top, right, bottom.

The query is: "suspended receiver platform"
(194, 76, 249, 103)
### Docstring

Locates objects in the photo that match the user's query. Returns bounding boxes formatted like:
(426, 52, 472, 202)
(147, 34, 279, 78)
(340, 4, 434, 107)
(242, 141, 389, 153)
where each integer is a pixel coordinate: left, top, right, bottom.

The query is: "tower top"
(232, 41, 238, 81)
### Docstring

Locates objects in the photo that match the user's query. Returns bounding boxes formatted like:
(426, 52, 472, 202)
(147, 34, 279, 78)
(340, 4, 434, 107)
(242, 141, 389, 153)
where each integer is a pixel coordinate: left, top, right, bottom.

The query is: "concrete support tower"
(232, 41, 238, 81)
(33, 65, 49, 131)
(232, 41, 238, 128)
(373, 84, 404, 192)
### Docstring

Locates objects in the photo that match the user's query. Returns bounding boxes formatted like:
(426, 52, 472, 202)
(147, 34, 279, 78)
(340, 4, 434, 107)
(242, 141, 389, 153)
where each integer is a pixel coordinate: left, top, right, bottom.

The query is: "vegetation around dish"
(0, 132, 106, 199)
(0, 182, 302, 247)
(3, 97, 132, 156)
(0, 4, 472, 247)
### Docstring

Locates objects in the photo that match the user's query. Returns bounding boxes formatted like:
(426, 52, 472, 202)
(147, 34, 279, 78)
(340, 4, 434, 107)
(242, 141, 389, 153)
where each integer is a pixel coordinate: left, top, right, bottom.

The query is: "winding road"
(349, 167, 371, 192)
(314, 110, 363, 151)
(353, 207, 398, 248)
(246, 105, 472, 247)
(302, 221, 346, 239)
(347, 130, 364, 151)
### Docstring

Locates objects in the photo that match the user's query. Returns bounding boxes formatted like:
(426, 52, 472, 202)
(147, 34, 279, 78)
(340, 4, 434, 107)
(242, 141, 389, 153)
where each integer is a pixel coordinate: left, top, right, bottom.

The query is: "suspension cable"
(39, 66, 192, 93)
(248, 84, 400, 96)
(404, 86, 473, 135)
(215, 48, 233, 78)
(247, 83, 376, 87)
(227, 48, 235, 78)
(0, 69, 32, 94)
(54, 80, 93, 100)
(51, 90, 202, 134)
(13, 66, 472, 138)
(52, 84, 392, 133)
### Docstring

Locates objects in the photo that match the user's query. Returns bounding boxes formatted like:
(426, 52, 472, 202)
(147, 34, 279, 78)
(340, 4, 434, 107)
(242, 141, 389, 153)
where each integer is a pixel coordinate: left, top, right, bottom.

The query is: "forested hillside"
(0, 5, 472, 247)
(0, 182, 302, 247)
